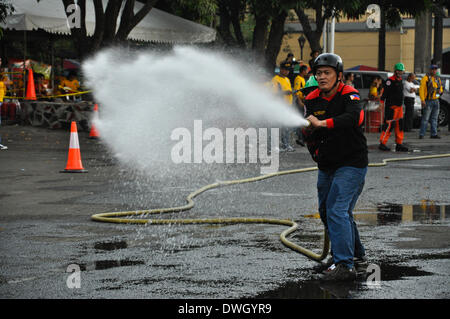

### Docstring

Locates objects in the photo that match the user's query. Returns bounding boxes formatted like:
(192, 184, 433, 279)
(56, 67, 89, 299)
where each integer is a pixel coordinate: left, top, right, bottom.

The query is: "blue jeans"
(317, 166, 367, 269)
(280, 127, 293, 149)
(419, 99, 440, 137)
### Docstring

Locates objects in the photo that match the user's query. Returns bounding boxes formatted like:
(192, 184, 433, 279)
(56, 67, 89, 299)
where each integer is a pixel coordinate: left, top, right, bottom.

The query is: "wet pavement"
(0, 124, 449, 299)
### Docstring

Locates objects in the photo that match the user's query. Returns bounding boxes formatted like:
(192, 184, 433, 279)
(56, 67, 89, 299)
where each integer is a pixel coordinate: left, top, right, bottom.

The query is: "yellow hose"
(91, 153, 450, 262)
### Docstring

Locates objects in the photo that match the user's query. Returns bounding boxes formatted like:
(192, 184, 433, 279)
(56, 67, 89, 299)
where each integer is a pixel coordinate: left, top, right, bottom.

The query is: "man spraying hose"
(302, 53, 368, 281)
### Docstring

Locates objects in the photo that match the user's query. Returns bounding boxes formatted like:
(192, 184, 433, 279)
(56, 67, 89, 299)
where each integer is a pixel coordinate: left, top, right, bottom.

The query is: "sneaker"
(321, 263, 357, 281)
(430, 135, 441, 139)
(378, 143, 390, 151)
(0, 144, 8, 150)
(395, 144, 408, 152)
(295, 139, 305, 147)
(354, 256, 369, 274)
(279, 147, 287, 153)
(322, 256, 334, 269)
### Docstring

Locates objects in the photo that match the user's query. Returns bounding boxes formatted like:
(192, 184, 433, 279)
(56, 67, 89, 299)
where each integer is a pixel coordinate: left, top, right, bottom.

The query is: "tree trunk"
(62, 0, 155, 60)
(229, 0, 246, 48)
(252, 14, 269, 65)
(217, 1, 235, 46)
(115, 0, 156, 44)
(101, 1, 121, 47)
(265, 10, 287, 71)
(62, 0, 90, 60)
(294, 4, 331, 54)
(433, 5, 444, 68)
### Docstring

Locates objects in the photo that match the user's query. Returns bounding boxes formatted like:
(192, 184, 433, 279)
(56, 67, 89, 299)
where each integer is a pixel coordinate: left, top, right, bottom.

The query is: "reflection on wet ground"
(94, 259, 145, 270)
(94, 241, 128, 251)
(255, 263, 433, 299)
(305, 201, 449, 226)
(356, 202, 449, 225)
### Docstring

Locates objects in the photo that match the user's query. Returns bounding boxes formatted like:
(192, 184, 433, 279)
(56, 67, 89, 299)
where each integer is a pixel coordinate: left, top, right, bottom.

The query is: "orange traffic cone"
(61, 121, 88, 173)
(26, 68, 37, 100)
(89, 104, 100, 139)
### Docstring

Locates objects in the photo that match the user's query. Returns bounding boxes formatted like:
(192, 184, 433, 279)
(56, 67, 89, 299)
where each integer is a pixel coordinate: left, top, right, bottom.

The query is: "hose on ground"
(91, 153, 450, 263)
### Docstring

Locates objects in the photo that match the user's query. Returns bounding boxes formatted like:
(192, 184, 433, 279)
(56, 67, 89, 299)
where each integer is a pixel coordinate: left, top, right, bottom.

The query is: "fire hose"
(91, 153, 450, 262)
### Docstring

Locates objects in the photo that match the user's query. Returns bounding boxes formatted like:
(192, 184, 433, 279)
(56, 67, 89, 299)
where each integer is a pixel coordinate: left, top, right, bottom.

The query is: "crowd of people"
(270, 52, 445, 154)
(0, 66, 83, 101)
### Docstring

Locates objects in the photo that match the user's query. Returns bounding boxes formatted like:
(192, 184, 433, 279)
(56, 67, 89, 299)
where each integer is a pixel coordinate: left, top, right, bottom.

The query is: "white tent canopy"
(1, 0, 216, 43)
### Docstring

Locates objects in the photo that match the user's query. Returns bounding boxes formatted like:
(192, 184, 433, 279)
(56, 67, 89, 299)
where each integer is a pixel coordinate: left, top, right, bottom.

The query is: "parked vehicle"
(343, 70, 392, 101)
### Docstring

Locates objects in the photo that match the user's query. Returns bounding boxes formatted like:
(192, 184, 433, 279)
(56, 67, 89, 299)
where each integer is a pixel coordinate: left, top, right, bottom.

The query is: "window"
(352, 73, 363, 89)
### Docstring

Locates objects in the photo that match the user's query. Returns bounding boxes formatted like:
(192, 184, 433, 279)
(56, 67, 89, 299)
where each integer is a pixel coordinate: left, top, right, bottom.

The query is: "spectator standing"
(378, 63, 408, 152)
(271, 61, 295, 152)
(344, 73, 355, 87)
(59, 71, 81, 101)
(368, 77, 382, 101)
(308, 50, 320, 70)
(419, 65, 443, 139)
(403, 73, 419, 132)
(284, 53, 299, 87)
(0, 74, 7, 150)
(293, 64, 309, 146)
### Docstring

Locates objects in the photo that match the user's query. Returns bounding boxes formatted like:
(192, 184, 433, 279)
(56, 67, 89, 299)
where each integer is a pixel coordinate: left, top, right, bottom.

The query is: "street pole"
(330, 14, 336, 54)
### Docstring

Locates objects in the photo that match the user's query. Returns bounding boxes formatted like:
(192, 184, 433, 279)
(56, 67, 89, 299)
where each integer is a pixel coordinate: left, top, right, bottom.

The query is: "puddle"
(94, 241, 128, 251)
(305, 201, 449, 226)
(255, 263, 433, 299)
(94, 259, 145, 270)
(355, 202, 449, 225)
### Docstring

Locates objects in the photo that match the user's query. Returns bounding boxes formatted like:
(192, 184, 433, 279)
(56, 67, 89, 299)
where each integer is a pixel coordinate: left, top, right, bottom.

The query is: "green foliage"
(0, 0, 14, 24)
(170, 0, 218, 26)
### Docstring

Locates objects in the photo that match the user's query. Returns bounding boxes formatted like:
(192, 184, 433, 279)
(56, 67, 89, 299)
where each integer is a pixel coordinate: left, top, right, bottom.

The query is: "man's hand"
(421, 100, 425, 108)
(306, 115, 327, 128)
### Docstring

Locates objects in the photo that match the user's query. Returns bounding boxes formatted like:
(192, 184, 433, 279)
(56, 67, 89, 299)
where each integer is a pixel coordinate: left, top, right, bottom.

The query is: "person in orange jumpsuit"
(378, 63, 408, 152)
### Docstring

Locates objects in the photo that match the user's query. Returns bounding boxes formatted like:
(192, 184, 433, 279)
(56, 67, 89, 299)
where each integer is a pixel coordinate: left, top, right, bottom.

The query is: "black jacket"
(303, 83, 368, 171)
(381, 75, 403, 107)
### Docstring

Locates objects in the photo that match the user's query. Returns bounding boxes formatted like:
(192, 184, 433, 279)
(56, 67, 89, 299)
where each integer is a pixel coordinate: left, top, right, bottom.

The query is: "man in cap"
(302, 53, 368, 281)
(378, 62, 408, 152)
(419, 64, 443, 139)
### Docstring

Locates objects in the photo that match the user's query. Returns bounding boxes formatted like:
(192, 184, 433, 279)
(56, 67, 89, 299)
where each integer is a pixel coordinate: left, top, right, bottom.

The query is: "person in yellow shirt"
(368, 77, 382, 101)
(60, 71, 80, 92)
(293, 65, 309, 106)
(293, 65, 309, 147)
(59, 71, 81, 101)
(0, 75, 5, 102)
(418, 64, 443, 139)
(271, 62, 294, 152)
(0, 74, 8, 150)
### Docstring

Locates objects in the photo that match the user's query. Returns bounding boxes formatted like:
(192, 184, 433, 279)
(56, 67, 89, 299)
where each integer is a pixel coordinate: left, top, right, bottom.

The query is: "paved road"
(0, 124, 449, 299)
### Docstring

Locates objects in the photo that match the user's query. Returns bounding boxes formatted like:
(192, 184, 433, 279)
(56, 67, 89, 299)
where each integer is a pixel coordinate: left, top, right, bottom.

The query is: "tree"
(217, 0, 247, 48)
(59, 0, 157, 60)
(293, 0, 367, 54)
(358, 0, 429, 70)
(155, 0, 218, 27)
(0, 1, 14, 39)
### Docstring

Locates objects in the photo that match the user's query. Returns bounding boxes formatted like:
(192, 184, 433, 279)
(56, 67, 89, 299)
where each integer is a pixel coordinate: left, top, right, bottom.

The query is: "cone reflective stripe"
(89, 104, 100, 139)
(61, 121, 87, 173)
(26, 68, 37, 100)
